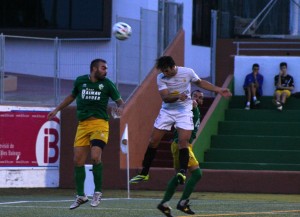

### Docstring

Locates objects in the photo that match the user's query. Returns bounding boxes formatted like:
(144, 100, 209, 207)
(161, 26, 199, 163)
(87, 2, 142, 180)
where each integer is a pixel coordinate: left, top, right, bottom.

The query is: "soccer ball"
(112, 22, 132, 40)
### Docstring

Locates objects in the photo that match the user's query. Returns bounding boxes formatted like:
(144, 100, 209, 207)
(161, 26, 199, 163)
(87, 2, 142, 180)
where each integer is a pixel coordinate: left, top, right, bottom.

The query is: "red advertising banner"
(0, 107, 60, 167)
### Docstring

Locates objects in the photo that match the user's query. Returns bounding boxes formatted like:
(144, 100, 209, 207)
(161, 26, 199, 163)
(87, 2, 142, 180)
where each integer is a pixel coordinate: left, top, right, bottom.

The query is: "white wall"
(234, 56, 300, 96)
(178, 0, 211, 79)
(113, 0, 158, 21)
(4, 1, 159, 83)
(112, 0, 159, 85)
(3, 0, 209, 83)
(113, 0, 211, 81)
(113, 0, 210, 85)
(0, 168, 59, 188)
(5, 39, 115, 81)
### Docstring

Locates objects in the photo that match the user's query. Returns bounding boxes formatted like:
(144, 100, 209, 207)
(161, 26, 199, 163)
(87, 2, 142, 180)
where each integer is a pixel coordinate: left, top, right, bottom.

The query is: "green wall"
(193, 79, 233, 162)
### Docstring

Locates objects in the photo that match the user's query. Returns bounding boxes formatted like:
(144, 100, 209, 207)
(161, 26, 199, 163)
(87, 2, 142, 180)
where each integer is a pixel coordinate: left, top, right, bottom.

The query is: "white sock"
(246, 101, 250, 106)
(253, 96, 257, 101)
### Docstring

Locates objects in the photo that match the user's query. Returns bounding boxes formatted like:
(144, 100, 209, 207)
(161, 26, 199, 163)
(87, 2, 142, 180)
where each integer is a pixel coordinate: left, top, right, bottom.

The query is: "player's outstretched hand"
(111, 106, 123, 119)
(47, 110, 58, 120)
(218, 88, 232, 98)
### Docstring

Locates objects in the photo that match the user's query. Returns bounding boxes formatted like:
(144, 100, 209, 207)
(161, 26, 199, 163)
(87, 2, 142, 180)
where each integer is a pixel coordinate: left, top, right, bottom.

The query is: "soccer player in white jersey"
(130, 56, 232, 185)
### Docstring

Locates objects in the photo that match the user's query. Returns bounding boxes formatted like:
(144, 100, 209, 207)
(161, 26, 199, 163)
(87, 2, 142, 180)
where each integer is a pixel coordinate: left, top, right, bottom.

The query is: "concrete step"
(211, 135, 300, 150)
(201, 162, 300, 171)
(229, 96, 300, 110)
(218, 121, 300, 136)
(225, 109, 300, 122)
(205, 148, 300, 164)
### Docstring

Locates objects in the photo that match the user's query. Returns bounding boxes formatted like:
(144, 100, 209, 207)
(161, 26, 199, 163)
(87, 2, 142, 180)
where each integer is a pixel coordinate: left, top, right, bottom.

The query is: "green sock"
(180, 168, 202, 201)
(160, 175, 179, 204)
(74, 166, 86, 196)
(93, 163, 103, 192)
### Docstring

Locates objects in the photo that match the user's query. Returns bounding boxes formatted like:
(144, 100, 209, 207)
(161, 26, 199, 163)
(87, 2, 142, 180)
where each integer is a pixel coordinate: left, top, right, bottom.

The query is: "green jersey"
(72, 74, 121, 121)
(173, 107, 200, 144)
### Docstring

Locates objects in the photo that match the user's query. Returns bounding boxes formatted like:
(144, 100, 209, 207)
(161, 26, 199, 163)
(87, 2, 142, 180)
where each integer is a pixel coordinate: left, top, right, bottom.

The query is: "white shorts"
(154, 108, 194, 131)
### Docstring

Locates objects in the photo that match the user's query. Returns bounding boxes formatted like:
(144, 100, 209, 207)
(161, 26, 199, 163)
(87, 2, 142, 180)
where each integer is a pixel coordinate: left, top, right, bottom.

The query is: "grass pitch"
(0, 188, 299, 217)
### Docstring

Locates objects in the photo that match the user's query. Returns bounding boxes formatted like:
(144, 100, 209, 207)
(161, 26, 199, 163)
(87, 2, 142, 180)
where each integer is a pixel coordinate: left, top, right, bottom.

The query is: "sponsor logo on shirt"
(99, 84, 104, 90)
(81, 88, 101, 100)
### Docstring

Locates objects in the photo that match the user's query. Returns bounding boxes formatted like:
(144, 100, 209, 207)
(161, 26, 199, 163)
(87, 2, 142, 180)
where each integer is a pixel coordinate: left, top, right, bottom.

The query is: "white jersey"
(157, 66, 200, 111)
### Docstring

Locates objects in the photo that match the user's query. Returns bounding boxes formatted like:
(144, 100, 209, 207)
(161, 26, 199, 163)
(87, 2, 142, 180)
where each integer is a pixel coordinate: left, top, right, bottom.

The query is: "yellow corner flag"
(120, 124, 128, 154)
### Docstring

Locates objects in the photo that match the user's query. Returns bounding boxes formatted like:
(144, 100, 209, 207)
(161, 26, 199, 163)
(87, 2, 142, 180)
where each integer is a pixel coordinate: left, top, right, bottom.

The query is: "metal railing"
(234, 41, 300, 55)
(0, 5, 183, 106)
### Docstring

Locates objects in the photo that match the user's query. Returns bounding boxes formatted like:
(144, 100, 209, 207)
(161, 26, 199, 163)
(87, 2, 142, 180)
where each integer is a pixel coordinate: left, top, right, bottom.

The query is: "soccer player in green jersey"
(157, 90, 203, 217)
(48, 58, 124, 209)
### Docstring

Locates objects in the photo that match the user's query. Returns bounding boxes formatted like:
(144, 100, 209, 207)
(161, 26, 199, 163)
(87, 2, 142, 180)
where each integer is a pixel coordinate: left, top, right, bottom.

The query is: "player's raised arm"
(47, 94, 75, 120)
(194, 79, 232, 98)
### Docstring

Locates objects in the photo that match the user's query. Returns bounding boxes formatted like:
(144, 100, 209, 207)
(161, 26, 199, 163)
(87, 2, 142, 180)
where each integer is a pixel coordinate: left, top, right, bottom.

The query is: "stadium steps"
(151, 130, 173, 167)
(152, 97, 215, 168)
(202, 96, 300, 171)
(211, 135, 300, 150)
(229, 95, 300, 110)
(218, 121, 299, 136)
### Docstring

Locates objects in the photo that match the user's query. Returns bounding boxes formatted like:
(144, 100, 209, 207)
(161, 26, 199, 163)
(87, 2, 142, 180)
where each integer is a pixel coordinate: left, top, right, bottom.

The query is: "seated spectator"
(273, 62, 294, 111)
(243, 63, 264, 110)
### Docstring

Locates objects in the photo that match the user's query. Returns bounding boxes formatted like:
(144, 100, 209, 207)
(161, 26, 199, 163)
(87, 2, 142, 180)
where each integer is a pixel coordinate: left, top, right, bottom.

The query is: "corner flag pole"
(120, 123, 130, 199)
(126, 130, 130, 199)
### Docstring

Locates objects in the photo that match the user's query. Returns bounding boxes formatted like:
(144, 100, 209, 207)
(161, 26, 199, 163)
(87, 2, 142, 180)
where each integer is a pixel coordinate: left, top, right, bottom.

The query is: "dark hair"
(280, 62, 287, 68)
(90, 58, 106, 71)
(191, 89, 203, 97)
(252, 63, 259, 69)
(155, 56, 176, 70)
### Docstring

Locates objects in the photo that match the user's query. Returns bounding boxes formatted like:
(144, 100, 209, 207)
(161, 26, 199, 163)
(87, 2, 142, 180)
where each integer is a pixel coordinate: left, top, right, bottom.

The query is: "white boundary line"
(0, 205, 155, 211)
(0, 198, 299, 216)
(0, 198, 161, 205)
(177, 209, 300, 217)
(0, 198, 299, 206)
